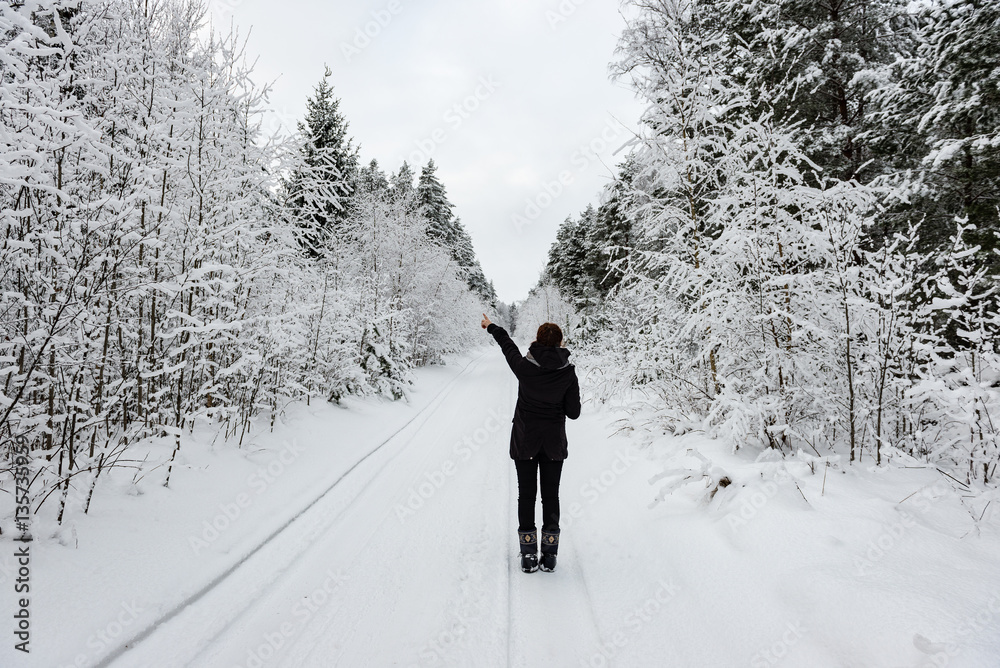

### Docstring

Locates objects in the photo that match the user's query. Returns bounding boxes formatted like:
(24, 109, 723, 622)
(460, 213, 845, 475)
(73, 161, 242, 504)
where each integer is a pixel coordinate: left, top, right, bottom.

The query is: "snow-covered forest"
(0, 0, 495, 527)
(12, 0, 997, 543)
(533, 0, 1000, 487)
(3, 0, 1000, 665)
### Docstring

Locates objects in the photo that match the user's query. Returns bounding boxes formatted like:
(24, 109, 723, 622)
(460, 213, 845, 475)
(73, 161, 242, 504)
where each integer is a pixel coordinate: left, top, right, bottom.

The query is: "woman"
(481, 313, 581, 573)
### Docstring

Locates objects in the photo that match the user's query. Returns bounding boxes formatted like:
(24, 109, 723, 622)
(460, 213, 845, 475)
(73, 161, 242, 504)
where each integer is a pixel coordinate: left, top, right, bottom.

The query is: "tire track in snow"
(568, 533, 607, 655)
(287, 375, 509, 667)
(271, 351, 514, 667)
(96, 352, 490, 668)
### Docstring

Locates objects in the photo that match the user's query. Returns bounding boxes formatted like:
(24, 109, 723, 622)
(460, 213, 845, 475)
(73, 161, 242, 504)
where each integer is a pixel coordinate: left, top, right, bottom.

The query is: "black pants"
(514, 451, 563, 532)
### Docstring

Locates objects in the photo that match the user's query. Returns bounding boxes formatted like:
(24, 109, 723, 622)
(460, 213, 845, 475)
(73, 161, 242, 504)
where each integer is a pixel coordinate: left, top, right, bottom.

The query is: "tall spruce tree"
(417, 160, 457, 245)
(543, 158, 638, 302)
(416, 160, 494, 303)
(865, 0, 999, 278)
(451, 221, 496, 305)
(546, 214, 592, 303)
(287, 66, 359, 254)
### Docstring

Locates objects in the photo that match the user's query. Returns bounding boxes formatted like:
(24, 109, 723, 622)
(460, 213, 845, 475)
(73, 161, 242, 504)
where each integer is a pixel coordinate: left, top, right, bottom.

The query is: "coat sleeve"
(487, 324, 523, 375)
(564, 372, 581, 420)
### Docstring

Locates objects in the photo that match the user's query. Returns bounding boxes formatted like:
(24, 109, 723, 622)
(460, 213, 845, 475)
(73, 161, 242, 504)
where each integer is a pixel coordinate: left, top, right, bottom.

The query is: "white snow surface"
(3, 346, 1000, 668)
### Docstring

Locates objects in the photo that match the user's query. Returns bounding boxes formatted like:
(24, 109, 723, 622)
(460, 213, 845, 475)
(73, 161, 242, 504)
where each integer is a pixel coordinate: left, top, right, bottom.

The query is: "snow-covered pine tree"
(718, 0, 910, 183)
(539, 157, 640, 323)
(415, 160, 494, 303)
(390, 161, 419, 210)
(286, 67, 359, 255)
(417, 159, 457, 245)
(898, 0, 999, 269)
(546, 213, 594, 305)
(589, 158, 639, 298)
(450, 220, 497, 305)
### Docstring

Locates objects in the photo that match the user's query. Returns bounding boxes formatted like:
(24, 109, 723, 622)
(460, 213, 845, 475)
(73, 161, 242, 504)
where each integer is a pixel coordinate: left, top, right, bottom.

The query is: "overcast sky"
(213, 0, 644, 304)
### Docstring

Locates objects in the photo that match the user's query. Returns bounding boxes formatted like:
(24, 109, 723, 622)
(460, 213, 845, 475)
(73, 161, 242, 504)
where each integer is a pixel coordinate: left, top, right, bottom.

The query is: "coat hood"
(526, 343, 572, 370)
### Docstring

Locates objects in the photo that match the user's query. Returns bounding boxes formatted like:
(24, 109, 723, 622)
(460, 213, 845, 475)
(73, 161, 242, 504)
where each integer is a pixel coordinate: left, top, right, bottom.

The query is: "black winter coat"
(487, 324, 581, 460)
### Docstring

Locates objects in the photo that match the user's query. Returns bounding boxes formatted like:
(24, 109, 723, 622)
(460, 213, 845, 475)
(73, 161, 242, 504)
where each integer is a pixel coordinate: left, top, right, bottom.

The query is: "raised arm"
(482, 314, 523, 375)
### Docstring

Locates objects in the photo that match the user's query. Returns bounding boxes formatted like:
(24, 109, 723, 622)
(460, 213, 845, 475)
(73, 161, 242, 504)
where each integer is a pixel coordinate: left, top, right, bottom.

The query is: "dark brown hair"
(535, 322, 563, 347)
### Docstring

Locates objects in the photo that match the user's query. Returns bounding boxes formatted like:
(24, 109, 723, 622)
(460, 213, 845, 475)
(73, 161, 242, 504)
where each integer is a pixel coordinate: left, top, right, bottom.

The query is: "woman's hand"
(481, 313, 492, 329)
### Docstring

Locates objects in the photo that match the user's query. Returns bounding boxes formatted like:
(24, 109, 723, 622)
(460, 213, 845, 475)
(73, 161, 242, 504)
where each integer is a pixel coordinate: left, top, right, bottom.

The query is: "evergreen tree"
(576, 205, 602, 294)
(354, 159, 390, 200)
(451, 221, 496, 304)
(900, 0, 999, 269)
(417, 159, 457, 245)
(546, 215, 588, 302)
(390, 161, 418, 210)
(287, 66, 359, 253)
(301, 66, 359, 189)
(590, 158, 639, 296)
(719, 0, 910, 183)
(415, 160, 494, 303)
(544, 159, 638, 302)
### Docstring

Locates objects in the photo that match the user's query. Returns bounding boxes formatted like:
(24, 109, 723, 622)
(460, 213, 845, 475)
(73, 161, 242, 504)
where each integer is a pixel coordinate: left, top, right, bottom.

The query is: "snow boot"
(539, 528, 559, 572)
(519, 530, 538, 573)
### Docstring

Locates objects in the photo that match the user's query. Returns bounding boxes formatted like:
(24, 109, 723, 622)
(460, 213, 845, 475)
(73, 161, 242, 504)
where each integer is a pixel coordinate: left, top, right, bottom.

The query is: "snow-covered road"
(101, 351, 618, 668)
(8, 348, 1000, 668)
